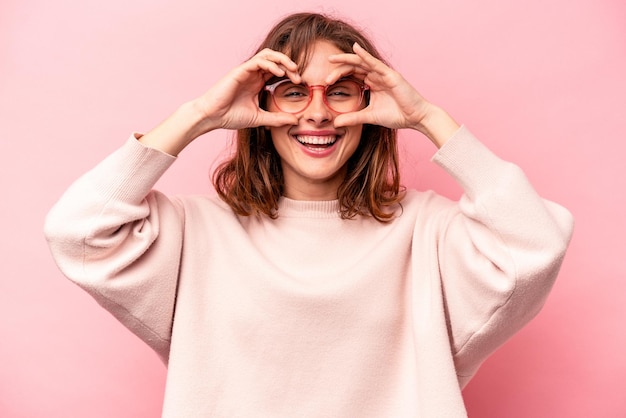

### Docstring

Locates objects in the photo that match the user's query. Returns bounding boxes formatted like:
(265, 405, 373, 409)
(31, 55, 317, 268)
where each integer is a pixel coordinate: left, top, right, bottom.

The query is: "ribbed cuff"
(431, 126, 511, 199)
(86, 135, 177, 203)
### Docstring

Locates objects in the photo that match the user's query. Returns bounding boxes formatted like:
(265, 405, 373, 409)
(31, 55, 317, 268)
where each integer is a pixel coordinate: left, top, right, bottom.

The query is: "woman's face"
(268, 40, 364, 201)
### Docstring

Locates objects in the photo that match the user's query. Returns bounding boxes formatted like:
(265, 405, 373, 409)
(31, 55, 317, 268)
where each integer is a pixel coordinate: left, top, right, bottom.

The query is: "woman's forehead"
(297, 41, 344, 83)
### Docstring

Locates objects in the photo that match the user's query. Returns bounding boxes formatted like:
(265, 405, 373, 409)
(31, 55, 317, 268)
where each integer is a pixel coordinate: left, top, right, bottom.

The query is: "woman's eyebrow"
(264, 75, 291, 86)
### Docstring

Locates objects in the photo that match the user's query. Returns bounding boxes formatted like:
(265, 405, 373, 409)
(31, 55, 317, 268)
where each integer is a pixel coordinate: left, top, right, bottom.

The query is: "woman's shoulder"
(380, 188, 457, 227)
(172, 193, 237, 220)
(401, 188, 454, 210)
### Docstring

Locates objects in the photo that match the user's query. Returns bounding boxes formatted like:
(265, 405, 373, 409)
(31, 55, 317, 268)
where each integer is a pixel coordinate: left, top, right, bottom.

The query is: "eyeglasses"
(264, 78, 369, 114)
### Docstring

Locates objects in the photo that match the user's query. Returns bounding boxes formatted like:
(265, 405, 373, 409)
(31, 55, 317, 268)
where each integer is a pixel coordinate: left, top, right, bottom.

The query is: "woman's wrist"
(413, 104, 461, 149)
(139, 100, 215, 156)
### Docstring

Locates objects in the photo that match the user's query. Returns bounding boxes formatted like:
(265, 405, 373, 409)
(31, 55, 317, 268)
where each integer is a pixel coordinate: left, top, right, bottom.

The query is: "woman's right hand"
(139, 49, 300, 156)
(194, 48, 300, 132)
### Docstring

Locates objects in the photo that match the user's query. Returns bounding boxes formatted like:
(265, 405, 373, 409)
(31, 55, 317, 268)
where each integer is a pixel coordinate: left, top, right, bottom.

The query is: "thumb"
(334, 110, 369, 128)
(256, 111, 298, 128)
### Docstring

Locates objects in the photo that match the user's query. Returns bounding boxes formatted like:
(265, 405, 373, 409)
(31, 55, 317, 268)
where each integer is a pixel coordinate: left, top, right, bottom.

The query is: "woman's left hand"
(327, 43, 432, 131)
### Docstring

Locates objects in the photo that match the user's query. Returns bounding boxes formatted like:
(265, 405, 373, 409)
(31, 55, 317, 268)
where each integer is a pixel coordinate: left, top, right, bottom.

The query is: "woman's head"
(213, 12, 403, 221)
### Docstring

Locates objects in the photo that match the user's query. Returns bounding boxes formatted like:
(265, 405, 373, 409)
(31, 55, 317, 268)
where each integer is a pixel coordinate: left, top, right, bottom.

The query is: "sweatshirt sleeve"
(431, 126, 574, 386)
(44, 136, 183, 362)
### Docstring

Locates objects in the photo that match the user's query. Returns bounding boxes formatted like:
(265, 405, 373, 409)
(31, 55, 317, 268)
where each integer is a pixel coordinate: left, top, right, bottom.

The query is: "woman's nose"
(303, 86, 333, 124)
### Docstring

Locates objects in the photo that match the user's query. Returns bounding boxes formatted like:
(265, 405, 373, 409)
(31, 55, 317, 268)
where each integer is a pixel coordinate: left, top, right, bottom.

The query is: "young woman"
(45, 12, 574, 417)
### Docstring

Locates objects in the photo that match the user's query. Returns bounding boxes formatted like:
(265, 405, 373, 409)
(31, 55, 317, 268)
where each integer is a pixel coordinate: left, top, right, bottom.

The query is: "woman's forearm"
(412, 104, 461, 149)
(138, 99, 218, 156)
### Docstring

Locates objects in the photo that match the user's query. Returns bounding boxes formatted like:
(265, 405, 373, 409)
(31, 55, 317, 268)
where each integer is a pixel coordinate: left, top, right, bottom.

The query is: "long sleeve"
(44, 136, 183, 361)
(430, 127, 574, 386)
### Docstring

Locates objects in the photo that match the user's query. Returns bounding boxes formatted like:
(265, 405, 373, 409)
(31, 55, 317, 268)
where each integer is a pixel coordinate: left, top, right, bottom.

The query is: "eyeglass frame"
(263, 77, 370, 114)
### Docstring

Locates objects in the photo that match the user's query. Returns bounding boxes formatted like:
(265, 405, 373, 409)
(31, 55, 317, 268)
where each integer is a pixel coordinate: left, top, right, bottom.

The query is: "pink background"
(1, 0, 624, 416)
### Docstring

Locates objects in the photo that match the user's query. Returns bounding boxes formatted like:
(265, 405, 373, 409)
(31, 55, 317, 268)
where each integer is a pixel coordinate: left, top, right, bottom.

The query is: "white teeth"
(296, 135, 337, 145)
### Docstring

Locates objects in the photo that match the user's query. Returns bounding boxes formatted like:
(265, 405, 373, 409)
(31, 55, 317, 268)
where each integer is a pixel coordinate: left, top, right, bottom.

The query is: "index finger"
(256, 49, 301, 83)
(324, 63, 367, 85)
(352, 43, 391, 74)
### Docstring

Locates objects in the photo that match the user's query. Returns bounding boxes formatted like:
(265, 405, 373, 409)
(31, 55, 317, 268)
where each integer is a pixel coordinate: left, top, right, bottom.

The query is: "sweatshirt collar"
(277, 197, 341, 219)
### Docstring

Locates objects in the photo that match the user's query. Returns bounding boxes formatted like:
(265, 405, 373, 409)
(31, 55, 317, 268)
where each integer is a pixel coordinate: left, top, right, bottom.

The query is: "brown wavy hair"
(213, 12, 405, 221)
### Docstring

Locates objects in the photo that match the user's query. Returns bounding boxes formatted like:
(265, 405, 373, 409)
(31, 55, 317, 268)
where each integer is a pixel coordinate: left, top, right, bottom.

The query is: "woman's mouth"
(295, 135, 338, 149)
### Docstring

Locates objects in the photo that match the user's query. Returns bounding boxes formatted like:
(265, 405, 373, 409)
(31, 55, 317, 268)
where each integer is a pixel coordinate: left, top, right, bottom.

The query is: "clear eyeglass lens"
(271, 79, 364, 113)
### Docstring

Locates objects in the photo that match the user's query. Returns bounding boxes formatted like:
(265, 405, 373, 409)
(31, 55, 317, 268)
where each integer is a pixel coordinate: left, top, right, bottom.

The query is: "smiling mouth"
(295, 135, 338, 148)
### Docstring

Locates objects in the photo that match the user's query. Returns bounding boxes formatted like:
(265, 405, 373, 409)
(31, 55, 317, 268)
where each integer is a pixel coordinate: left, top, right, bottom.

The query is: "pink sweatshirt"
(44, 126, 573, 417)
